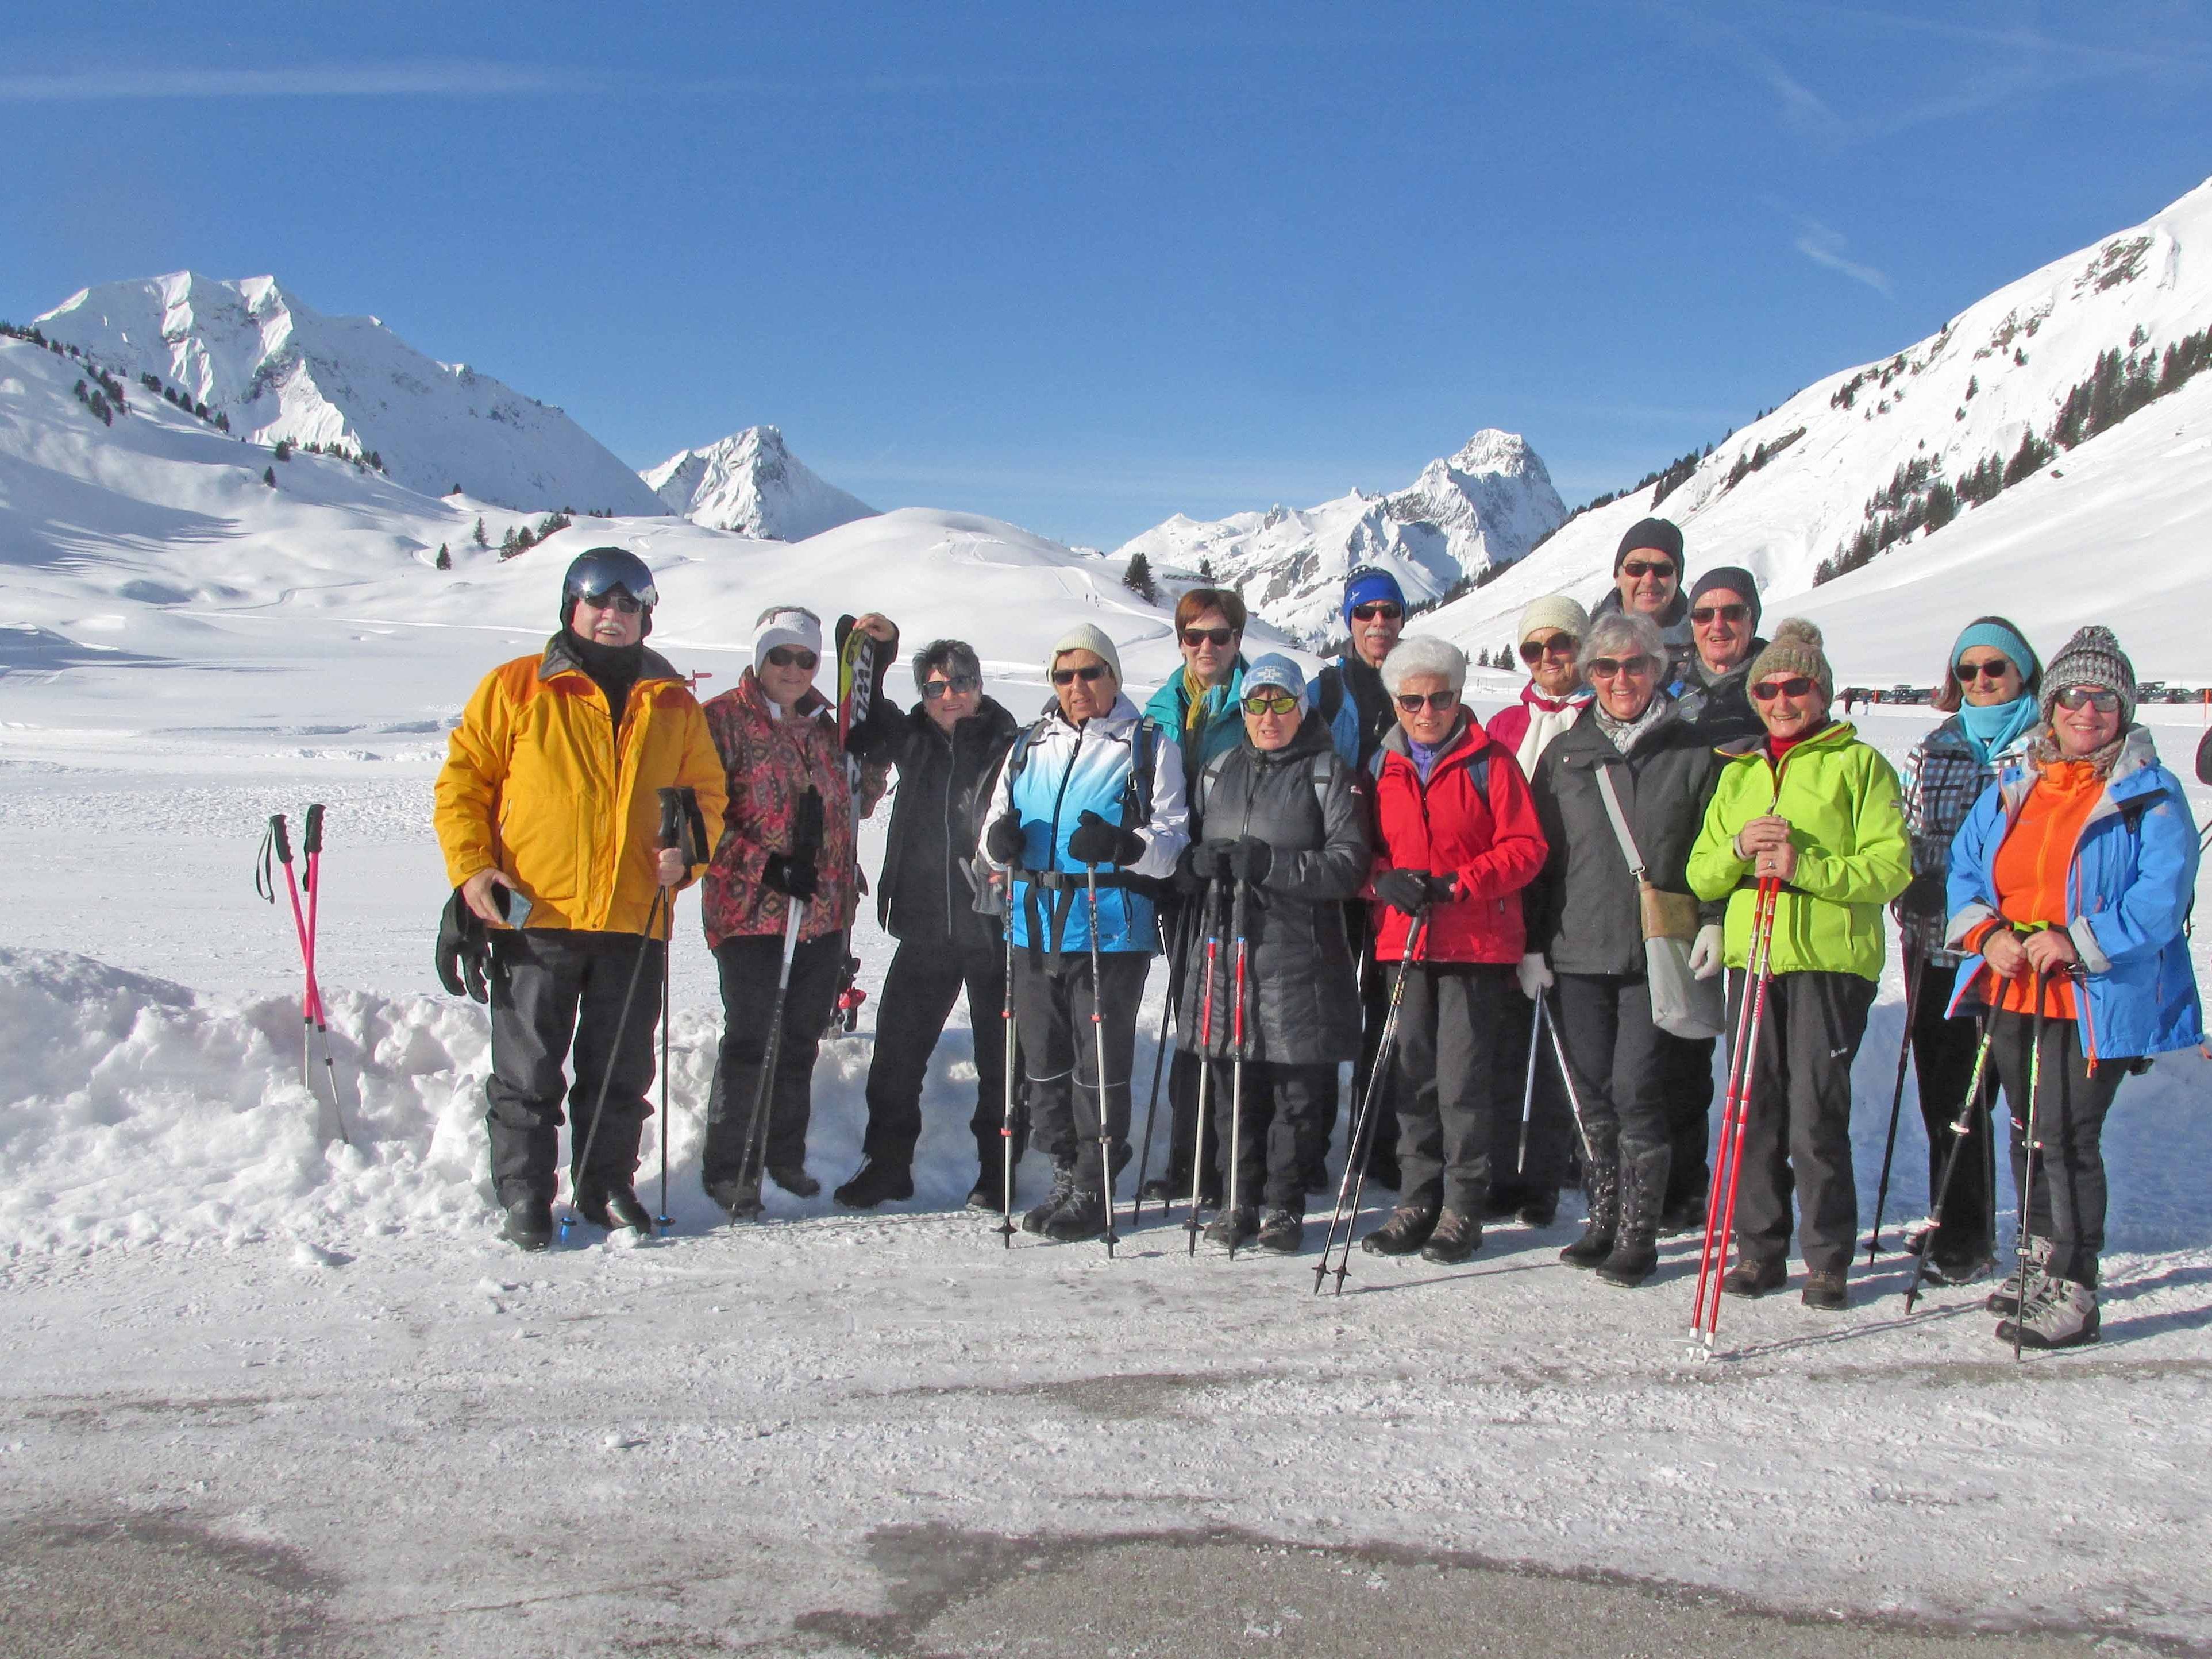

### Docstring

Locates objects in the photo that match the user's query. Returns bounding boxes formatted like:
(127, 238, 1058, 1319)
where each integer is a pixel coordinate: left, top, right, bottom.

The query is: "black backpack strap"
(1315, 666, 1344, 727)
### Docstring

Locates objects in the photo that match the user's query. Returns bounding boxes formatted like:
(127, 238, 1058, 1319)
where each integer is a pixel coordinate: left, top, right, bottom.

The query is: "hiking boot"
(574, 1184, 652, 1234)
(1365, 1153, 1402, 1193)
(1256, 1207, 1304, 1253)
(501, 1198, 553, 1252)
(1021, 1162, 1080, 1234)
(1801, 1268, 1850, 1310)
(1042, 1186, 1108, 1243)
(1204, 1206, 1258, 1249)
(1596, 1148, 1667, 1288)
(1517, 1189, 1559, 1228)
(1359, 1205, 1437, 1256)
(1997, 1275, 2100, 1350)
(1987, 1236, 2052, 1317)
(1559, 1159, 1620, 1270)
(1301, 1167, 1330, 1197)
(1485, 1183, 1529, 1221)
(1720, 1256, 1787, 1298)
(1925, 1245, 1995, 1287)
(705, 1176, 763, 1220)
(833, 1159, 915, 1209)
(1420, 1209, 1481, 1264)
(966, 1162, 1010, 1213)
(766, 1164, 820, 1199)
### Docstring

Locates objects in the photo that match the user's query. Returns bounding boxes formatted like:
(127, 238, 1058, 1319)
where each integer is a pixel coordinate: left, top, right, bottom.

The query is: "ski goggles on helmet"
(562, 547, 659, 610)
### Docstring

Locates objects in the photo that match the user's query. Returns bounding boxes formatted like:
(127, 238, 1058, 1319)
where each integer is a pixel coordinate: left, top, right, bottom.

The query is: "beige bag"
(1594, 763, 1725, 1040)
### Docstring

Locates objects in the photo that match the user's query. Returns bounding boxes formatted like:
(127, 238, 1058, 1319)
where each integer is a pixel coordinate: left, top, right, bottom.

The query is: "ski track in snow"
(2, 692, 2209, 1651)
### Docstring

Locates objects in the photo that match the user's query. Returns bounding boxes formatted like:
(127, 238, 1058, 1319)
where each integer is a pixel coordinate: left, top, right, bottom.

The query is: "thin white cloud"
(1793, 217, 1893, 298)
(0, 61, 580, 101)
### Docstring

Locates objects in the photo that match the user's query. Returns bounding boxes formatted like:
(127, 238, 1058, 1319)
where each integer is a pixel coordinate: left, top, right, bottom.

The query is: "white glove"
(1517, 952, 1553, 1000)
(1689, 923, 1725, 980)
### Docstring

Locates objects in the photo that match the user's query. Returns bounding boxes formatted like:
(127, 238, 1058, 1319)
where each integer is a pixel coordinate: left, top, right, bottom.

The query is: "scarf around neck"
(1595, 693, 1671, 756)
(1957, 692, 2040, 765)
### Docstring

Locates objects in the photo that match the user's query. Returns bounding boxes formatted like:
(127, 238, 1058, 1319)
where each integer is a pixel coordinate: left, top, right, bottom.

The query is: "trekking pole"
(734, 791, 824, 1216)
(1224, 875, 1252, 1258)
(652, 788, 690, 1232)
(1865, 951, 1925, 1263)
(1515, 991, 1543, 1175)
(257, 813, 336, 1135)
(999, 871, 1020, 1248)
(1316, 908, 1428, 1296)
(1536, 991, 1597, 1167)
(1691, 877, 1779, 1344)
(561, 882, 670, 1239)
(1186, 878, 1225, 1256)
(1902, 1018, 1995, 1313)
(1128, 894, 1190, 1229)
(299, 805, 354, 1147)
(2012, 966, 2048, 1363)
(1082, 863, 1119, 1259)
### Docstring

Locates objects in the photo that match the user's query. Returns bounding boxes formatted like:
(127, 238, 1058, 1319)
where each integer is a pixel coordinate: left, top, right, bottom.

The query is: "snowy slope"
(642, 425, 876, 541)
(1426, 177, 2212, 672)
(33, 272, 666, 515)
(1114, 430, 1567, 642)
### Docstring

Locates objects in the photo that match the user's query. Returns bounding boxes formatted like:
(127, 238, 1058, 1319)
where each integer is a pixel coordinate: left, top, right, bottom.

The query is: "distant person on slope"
(836, 636, 1024, 1213)
(1590, 518, 1694, 686)
(1944, 626, 2202, 1349)
(980, 624, 1190, 1242)
(1654, 564, 1768, 1232)
(434, 548, 726, 1252)
(696, 606, 877, 1217)
(1311, 565, 1412, 1194)
(1890, 616, 2043, 1287)
(1686, 620, 1912, 1311)
(1138, 588, 1251, 1212)
(1478, 593, 1591, 1230)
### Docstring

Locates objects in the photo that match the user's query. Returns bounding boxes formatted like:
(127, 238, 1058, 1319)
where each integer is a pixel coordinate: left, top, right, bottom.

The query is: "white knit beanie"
(1046, 622, 1122, 684)
(753, 605, 823, 666)
(1518, 594, 1590, 646)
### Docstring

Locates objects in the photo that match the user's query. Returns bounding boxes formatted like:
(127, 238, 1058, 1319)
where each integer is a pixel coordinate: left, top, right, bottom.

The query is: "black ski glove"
(1422, 871, 1458, 904)
(1899, 869, 1948, 920)
(1230, 836, 1273, 887)
(762, 852, 820, 902)
(1068, 809, 1144, 869)
(1371, 868, 1431, 917)
(1172, 842, 1211, 895)
(434, 888, 490, 1004)
(984, 809, 1027, 866)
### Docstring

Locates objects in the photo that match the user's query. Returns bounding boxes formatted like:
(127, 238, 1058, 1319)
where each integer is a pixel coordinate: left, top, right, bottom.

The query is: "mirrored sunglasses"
(2054, 686, 2121, 712)
(577, 588, 645, 614)
(1242, 690, 1299, 715)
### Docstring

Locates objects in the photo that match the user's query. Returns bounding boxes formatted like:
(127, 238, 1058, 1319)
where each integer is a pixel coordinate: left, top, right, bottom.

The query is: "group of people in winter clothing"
(433, 524, 2202, 1351)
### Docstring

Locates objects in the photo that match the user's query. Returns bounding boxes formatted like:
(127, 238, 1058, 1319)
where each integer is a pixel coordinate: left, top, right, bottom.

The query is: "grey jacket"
(1526, 704, 1724, 977)
(1174, 719, 1369, 1066)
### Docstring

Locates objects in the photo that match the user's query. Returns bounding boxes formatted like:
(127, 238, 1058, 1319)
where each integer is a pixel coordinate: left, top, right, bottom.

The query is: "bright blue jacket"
(1143, 658, 1248, 777)
(1944, 727, 2204, 1059)
(981, 693, 1190, 954)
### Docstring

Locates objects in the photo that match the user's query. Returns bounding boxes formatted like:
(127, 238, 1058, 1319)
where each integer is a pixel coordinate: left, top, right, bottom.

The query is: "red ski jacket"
(1366, 716, 1547, 964)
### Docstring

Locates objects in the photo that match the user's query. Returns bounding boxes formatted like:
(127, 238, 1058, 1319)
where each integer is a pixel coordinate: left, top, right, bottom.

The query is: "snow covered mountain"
(1427, 177, 2212, 681)
(33, 272, 666, 516)
(1112, 429, 1568, 642)
(641, 425, 876, 540)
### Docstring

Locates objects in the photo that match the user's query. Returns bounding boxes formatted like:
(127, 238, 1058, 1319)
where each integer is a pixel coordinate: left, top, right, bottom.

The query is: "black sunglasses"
(1181, 626, 1236, 649)
(1620, 560, 1677, 580)
(1691, 603, 1749, 624)
(1587, 656, 1655, 679)
(1351, 602, 1404, 622)
(1051, 664, 1109, 685)
(1519, 634, 1577, 663)
(920, 674, 981, 700)
(2054, 686, 2121, 712)
(1953, 658, 2014, 684)
(1751, 676, 1817, 701)
(764, 646, 819, 670)
(1396, 689, 1459, 713)
(578, 589, 643, 614)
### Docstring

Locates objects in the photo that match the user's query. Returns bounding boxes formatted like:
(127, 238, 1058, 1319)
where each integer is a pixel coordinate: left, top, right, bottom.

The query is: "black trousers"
(860, 933, 1018, 1167)
(1726, 969, 1876, 1275)
(1162, 1050, 1221, 1197)
(700, 931, 845, 1183)
(1392, 962, 1509, 1215)
(1014, 949, 1150, 1180)
(485, 927, 664, 1207)
(1554, 973, 1668, 1166)
(1910, 958, 1997, 1263)
(1207, 1059, 1334, 1213)
(1659, 1031, 1718, 1209)
(1490, 986, 1577, 1193)
(1988, 1008, 2128, 1286)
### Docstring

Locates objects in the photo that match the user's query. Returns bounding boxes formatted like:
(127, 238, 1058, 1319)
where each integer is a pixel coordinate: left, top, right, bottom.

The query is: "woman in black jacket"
(839, 638, 1023, 1212)
(1176, 655, 1371, 1253)
(1525, 612, 1724, 1286)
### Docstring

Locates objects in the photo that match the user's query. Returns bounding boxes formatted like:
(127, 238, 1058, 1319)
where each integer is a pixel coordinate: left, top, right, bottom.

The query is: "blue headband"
(1952, 620, 2038, 683)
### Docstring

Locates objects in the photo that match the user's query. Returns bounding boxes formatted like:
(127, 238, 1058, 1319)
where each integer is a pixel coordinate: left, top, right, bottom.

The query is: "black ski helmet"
(561, 547, 658, 637)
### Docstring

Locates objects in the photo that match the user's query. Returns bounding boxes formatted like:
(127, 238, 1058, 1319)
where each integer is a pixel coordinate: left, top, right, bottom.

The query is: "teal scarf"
(1957, 693, 2038, 765)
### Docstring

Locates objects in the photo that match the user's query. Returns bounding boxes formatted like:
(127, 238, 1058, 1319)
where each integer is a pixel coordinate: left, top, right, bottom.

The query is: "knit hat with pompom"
(1745, 618, 1833, 702)
(2040, 624, 2136, 725)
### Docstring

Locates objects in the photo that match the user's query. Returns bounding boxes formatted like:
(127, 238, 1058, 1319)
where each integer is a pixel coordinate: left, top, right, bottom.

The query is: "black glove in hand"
(1068, 809, 1143, 869)
(1900, 869, 1948, 919)
(984, 810, 1026, 866)
(1172, 842, 1211, 895)
(434, 888, 490, 1004)
(1230, 836, 1273, 886)
(1423, 871, 1458, 904)
(1371, 869, 1431, 916)
(762, 852, 820, 902)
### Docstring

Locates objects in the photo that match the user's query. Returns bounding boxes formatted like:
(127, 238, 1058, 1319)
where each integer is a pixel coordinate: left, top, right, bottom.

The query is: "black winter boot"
(1022, 1161, 1079, 1234)
(1043, 1185, 1108, 1243)
(766, 1164, 820, 1199)
(1256, 1206, 1304, 1253)
(574, 1183, 652, 1235)
(705, 1176, 763, 1220)
(501, 1197, 553, 1252)
(1204, 1206, 1258, 1249)
(833, 1159, 915, 1209)
(1596, 1147, 1668, 1287)
(1517, 1189, 1559, 1228)
(1560, 1158, 1620, 1269)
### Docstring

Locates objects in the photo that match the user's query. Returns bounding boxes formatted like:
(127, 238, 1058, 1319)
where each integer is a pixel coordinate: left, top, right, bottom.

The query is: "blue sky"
(3, 2, 2208, 547)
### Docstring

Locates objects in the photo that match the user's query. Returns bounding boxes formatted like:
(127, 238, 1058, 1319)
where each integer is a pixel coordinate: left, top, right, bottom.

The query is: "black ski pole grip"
(302, 804, 325, 856)
(657, 786, 685, 850)
(271, 813, 293, 866)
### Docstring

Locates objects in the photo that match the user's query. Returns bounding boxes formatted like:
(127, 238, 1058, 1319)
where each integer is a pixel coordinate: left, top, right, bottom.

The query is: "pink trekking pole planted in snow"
(256, 807, 353, 1146)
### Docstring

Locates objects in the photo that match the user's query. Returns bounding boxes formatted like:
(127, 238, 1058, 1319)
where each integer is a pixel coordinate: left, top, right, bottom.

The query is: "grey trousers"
(1391, 962, 1510, 1215)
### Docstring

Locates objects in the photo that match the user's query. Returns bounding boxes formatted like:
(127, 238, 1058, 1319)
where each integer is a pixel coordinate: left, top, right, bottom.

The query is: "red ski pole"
(299, 804, 353, 1145)
(1691, 876, 1778, 1336)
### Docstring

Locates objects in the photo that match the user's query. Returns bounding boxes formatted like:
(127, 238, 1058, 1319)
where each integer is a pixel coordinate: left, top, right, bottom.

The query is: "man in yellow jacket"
(435, 549, 726, 1250)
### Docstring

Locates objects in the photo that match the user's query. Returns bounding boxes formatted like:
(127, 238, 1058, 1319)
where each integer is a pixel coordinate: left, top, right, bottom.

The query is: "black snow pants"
(485, 927, 664, 1208)
(1208, 1058, 1335, 1214)
(1014, 948, 1150, 1182)
(1489, 985, 1577, 1199)
(1658, 1030, 1718, 1212)
(700, 931, 845, 1183)
(1553, 973, 1669, 1168)
(1988, 1008, 2128, 1287)
(1911, 958, 1997, 1267)
(1391, 961, 1509, 1216)
(860, 933, 1020, 1169)
(1332, 904, 1400, 1182)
